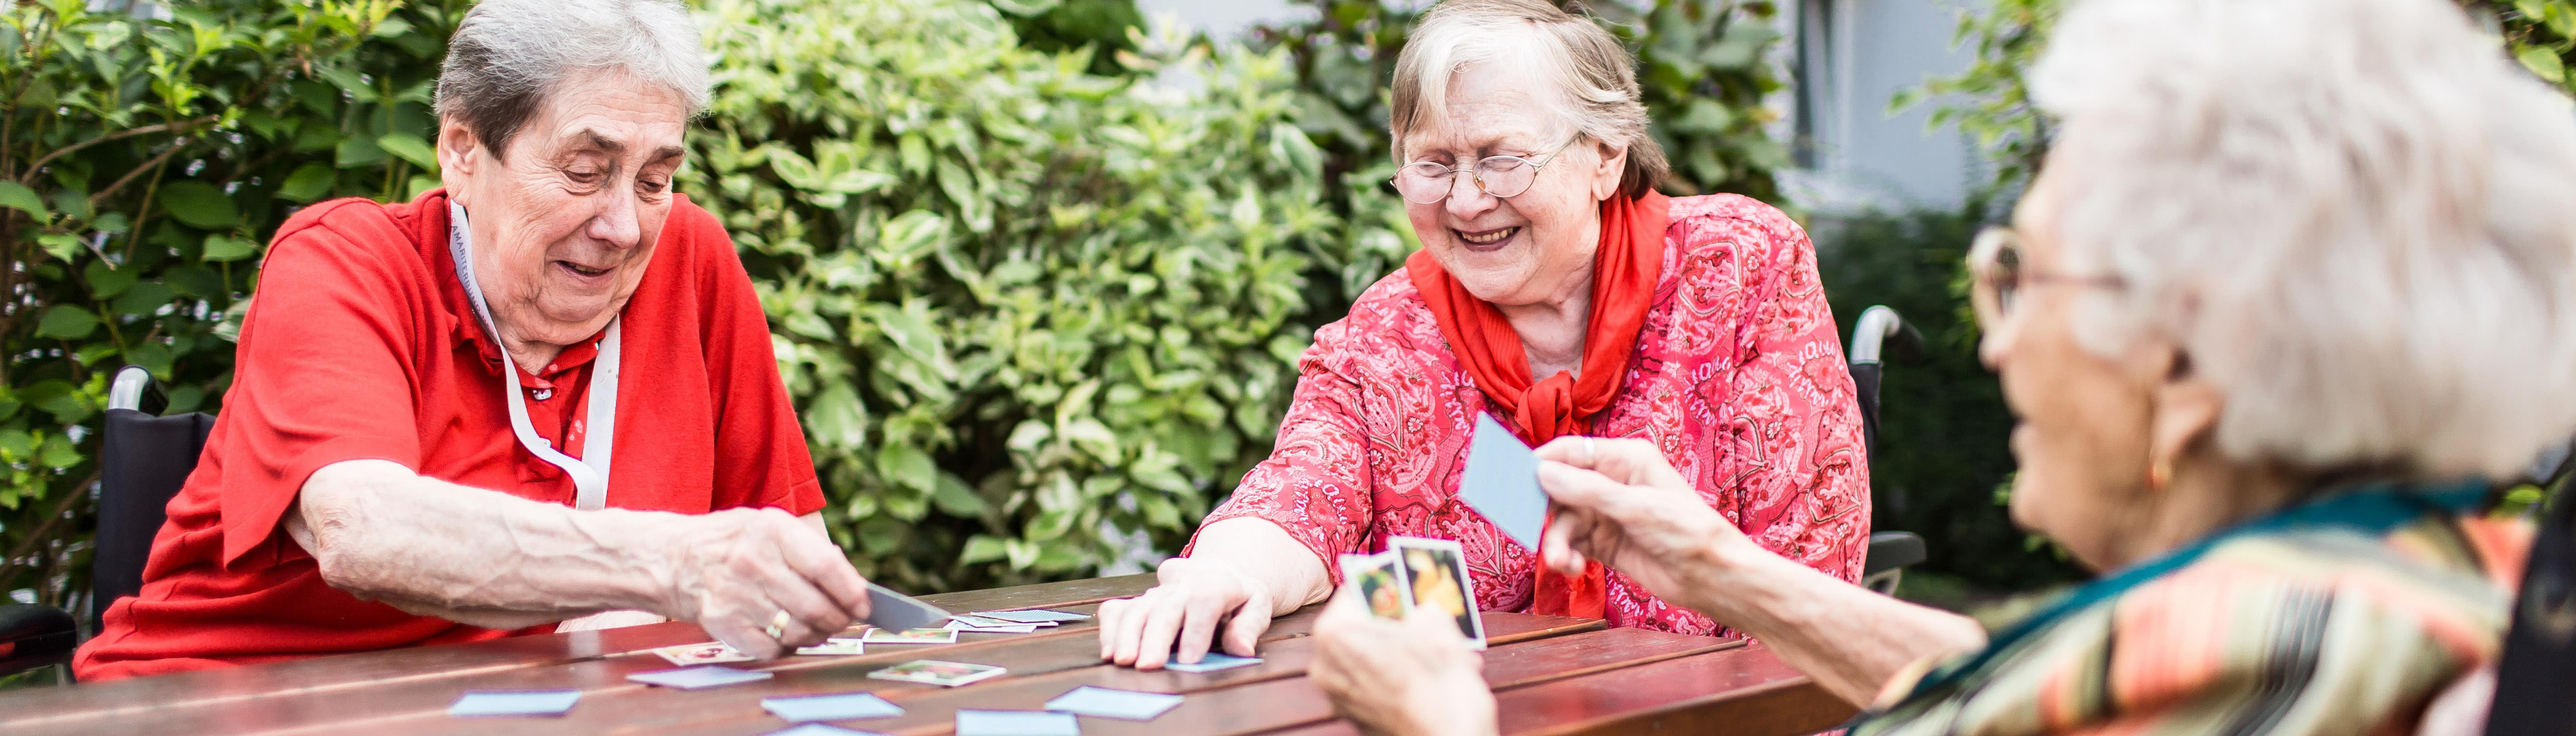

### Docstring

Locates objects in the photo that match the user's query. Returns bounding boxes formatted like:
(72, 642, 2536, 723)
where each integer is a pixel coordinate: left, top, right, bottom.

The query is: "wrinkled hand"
(664, 507, 872, 659)
(1097, 556, 1273, 669)
(1308, 590, 1496, 736)
(1533, 437, 1751, 605)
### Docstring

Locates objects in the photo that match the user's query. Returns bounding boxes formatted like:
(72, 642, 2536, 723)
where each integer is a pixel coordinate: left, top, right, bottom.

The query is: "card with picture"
(1387, 536, 1487, 650)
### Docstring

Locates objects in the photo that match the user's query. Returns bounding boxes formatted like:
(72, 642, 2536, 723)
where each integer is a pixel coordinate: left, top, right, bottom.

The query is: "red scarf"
(1405, 191, 1669, 619)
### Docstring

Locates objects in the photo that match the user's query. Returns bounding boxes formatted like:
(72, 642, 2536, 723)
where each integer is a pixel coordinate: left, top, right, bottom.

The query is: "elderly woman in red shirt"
(73, 0, 871, 680)
(1097, 0, 1870, 668)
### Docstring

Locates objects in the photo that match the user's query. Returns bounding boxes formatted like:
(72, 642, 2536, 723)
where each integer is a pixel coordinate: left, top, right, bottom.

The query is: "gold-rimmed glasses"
(1967, 226, 2125, 327)
(1389, 138, 1576, 204)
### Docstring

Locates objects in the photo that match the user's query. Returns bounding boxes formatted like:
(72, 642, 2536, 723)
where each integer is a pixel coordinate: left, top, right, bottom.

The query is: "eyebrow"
(568, 129, 686, 163)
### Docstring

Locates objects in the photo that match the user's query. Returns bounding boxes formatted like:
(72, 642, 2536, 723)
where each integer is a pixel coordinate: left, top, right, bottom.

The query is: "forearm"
(288, 460, 693, 626)
(1188, 517, 1334, 615)
(1686, 539, 1987, 706)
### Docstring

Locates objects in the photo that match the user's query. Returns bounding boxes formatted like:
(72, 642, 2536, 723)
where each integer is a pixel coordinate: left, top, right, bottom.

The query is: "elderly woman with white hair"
(1097, 0, 1871, 668)
(1301, 0, 2576, 733)
(72, 0, 872, 680)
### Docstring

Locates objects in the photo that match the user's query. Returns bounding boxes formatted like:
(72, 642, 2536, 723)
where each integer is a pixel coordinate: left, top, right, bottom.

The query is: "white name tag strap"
(448, 202, 618, 511)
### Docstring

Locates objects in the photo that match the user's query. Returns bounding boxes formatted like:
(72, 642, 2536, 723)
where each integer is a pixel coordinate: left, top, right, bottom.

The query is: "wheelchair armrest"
(1863, 531, 1928, 577)
(0, 602, 76, 677)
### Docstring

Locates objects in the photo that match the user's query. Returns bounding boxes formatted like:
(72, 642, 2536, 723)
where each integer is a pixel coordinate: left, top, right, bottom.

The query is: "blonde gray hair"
(1389, 0, 1667, 199)
(434, 0, 711, 160)
(2033, 0, 2576, 478)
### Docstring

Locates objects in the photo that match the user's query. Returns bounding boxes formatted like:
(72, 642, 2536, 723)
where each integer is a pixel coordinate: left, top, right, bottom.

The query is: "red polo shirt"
(73, 190, 823, 680)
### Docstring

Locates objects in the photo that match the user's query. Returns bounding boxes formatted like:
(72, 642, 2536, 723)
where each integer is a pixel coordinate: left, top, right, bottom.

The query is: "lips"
(555, 260, 614, 282)
(1453, 225, 1521, 252)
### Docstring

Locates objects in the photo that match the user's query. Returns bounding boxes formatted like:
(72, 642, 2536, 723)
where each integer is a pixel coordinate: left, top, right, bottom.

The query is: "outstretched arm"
(286, 459, 872, 658)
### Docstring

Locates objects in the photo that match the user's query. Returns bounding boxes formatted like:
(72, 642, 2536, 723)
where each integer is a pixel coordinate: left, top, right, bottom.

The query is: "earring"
(2147, 456, 2172, 491)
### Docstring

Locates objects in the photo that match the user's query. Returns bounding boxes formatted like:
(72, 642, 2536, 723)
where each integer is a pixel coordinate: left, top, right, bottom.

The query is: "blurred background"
(2, 0, 2572, 623)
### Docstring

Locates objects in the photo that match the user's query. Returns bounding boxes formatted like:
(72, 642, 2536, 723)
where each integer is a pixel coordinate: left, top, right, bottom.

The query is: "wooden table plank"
(1, 574, 1160, 735)
(1248, 645, 1846, 736)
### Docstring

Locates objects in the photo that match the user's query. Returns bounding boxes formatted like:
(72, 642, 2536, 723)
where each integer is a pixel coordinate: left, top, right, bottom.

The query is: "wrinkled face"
(1980, 168, 2161, 570)
(1398, 62, 1627, 307)
(437, 68, 690, 348)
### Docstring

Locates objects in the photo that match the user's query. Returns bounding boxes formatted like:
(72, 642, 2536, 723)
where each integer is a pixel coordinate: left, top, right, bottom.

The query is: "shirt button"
(531, 388, 554, 401)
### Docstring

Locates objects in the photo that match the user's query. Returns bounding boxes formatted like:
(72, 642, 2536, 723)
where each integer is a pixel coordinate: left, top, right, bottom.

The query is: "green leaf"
(38, 233, 84, 262)
(278, 162, 336, 203)
(2520, 46, 2567, 84)
(875, 441, 938, 494)
(336, 136, 388, 168)
(201, 234, 260, 262)
(0, 181, 48, 223)
(377, 132, 438, 170)
(158, 181, 240, 229)
(35, 304, 99, 339)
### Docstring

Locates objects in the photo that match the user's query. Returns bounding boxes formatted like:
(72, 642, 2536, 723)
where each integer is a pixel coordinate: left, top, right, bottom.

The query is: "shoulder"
(1664, 193, 1809, 261)
(259, 196, 438, 294)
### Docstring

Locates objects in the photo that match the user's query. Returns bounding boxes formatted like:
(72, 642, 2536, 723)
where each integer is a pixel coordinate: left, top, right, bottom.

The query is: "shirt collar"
(427, 193, 610, 380)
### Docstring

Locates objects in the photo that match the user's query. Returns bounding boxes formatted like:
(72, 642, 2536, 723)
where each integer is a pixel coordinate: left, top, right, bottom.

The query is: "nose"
(586, 189, 642, 249)
(1442, 171, 1499, 222)
(1978, 312, 2018, 371)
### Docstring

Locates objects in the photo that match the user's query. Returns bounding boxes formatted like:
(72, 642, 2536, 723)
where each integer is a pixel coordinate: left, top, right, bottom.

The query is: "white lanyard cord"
(447, 201, 619, 511)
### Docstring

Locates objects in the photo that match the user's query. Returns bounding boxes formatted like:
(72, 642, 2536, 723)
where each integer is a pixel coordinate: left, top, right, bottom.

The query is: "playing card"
(1456, 414, 1546, 550)
(1389, 535, 1489, 650)
(944, 619, 1042, 633)
(955, 709, 1081, 736)
(866, 583, 953, 633)
(971, 609, 1089, 623)
(627, 665, 775, 690)
(1042, 686, 1185, 721)
(1161, 651, 1261, 673)
(794, 637, 867, 655)
(752, 725, 898, 736)
(761, 692, 904, 722)
(859, 627, 959, 645)
(1339, 551, 1405, 619)
(447, 689, 581, 717)
(653, 642, 753, 666)
(949, 614, 1054, 629)
(868, 659, 1008, 687)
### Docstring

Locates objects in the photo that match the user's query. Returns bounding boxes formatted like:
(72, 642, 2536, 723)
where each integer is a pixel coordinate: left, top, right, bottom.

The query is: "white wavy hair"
(433, 0, 710, 160)
(2033, 0, 2576, 478)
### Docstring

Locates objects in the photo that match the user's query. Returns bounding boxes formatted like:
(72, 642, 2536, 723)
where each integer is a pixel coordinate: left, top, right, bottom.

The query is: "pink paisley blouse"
(1187, 194, 1872, 635)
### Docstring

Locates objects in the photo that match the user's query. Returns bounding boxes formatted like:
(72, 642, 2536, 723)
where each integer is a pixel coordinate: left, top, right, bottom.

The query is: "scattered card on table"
(868, 659, 1007, 687)
(865, 582, 953, 633)
(945, 619, 1042, 633)
(448, 689, 581, 717)
(1456, 414, 1546, 550)
(653, 642, 753, 666)
(794, 637, 867, 655)
(971, 609, 1089, 623)
(1339, 551, 1405, 619)
(627, 665, 775, 690)
(859, 627, 959, 645)
(1390, 535, 1489, 650)
(753, 725, 898, 736)
(761, 692, 904, 722)
(951, 614, 1053, 629)
(1162, 651, 1261, 673)
(955, 709, 1081, 736)
(1043, 685, 1185, 721)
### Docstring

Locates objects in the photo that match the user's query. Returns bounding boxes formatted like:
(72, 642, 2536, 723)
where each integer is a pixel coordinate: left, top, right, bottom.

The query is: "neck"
(2096, 457, 2308, 570)
(496, 323, 569, 376)
(1496, 261, 1595, 379)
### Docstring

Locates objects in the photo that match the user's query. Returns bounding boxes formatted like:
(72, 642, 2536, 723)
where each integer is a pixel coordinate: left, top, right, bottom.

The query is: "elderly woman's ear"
(434, 119, 481, 205)
(1587, 139, 1627, 201)
(2141, 343, 2222, 487)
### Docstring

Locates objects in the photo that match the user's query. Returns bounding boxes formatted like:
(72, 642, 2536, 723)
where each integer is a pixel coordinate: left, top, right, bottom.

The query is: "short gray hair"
(1389, 0, 1667, 199)
(434, 0, 711, 160)
(2033, 0, 2576, 478)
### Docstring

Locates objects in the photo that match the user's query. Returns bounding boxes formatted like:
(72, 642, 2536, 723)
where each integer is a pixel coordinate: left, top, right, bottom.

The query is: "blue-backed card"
(627, 665, 773, 690)
(447, 689, 580, 717)
(752, 725, 898, 736)
(971, 609, 1089, 624)
(1456, 414, 1545, 550)
(955, 709, 1081, 736)
(1043, 686, 1185, 721)
(1161, 651, 1261, 673)
(761, 692, 903, 722)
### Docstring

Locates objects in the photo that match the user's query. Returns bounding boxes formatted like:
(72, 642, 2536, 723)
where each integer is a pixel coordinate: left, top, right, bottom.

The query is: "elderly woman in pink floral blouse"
(1095, 0, 1870, 669)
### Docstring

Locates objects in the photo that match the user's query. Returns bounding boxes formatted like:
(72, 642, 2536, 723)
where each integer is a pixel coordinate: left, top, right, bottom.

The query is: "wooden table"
(0, 574, 1853, 735)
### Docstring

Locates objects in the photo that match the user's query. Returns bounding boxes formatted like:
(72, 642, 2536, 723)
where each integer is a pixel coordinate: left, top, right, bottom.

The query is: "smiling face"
(437, 68, 690, 353)
(1399, 61, 1627, 307)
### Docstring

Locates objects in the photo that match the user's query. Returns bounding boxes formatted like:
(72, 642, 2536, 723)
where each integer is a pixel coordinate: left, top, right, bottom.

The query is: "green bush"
(0, 0, 467, 607)
(686, 0, 1345, 591)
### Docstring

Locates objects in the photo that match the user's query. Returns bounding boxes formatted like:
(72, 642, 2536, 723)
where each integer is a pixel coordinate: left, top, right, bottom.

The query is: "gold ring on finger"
(765, 609, 792, 641)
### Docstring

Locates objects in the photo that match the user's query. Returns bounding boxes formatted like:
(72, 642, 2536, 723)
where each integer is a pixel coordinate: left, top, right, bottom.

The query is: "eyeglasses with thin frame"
(1967, 225, 2125, 327)
(1390, 138, 1576, 205)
